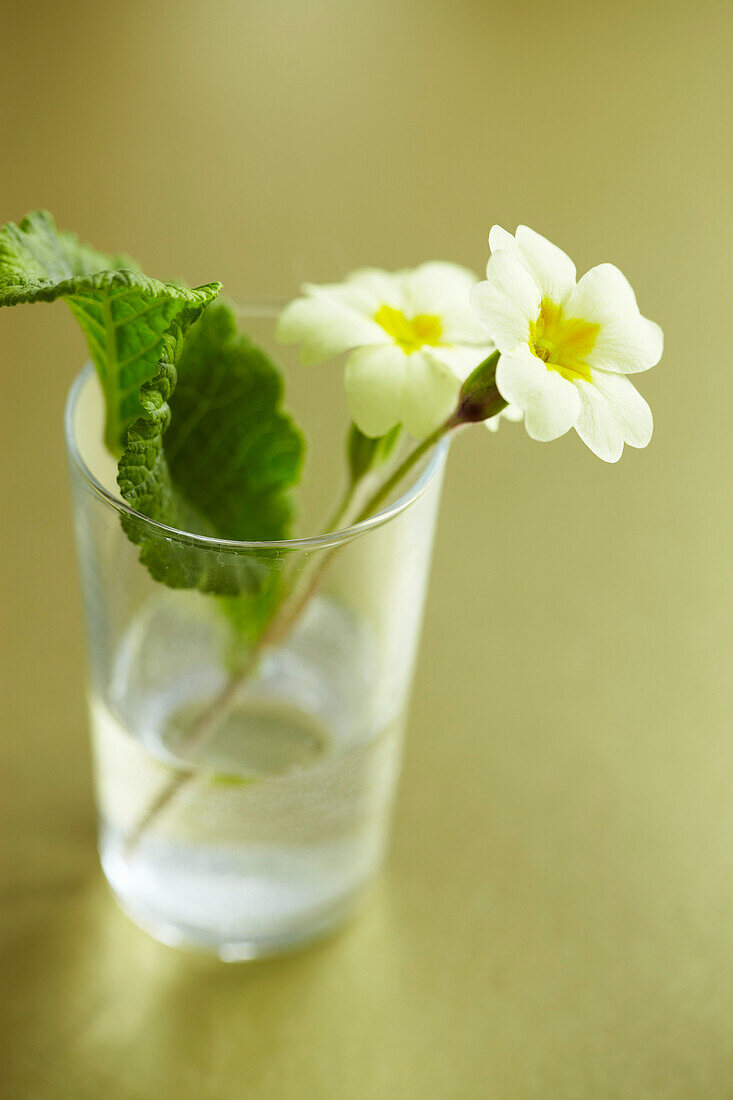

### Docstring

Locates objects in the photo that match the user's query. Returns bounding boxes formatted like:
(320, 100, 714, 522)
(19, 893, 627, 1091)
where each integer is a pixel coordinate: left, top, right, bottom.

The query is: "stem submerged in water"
(121, 419, 455, 861)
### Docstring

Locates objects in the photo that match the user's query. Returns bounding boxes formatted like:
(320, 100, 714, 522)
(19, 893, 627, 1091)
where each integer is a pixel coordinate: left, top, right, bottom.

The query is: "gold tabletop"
(2, 2, 732, 1096)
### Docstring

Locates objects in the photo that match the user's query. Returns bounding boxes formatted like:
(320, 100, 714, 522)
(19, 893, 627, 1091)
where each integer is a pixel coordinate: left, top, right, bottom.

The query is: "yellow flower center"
(529, 299, 599, 383)
(374, 304, 443, 354)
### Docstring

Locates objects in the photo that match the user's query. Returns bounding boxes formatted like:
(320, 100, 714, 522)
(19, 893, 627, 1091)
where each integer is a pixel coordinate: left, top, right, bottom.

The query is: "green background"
(1, 1, 732, 1096)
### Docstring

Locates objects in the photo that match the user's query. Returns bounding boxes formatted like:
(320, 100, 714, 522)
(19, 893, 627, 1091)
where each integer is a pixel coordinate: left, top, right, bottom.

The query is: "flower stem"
(121, 420, 455, 861)
(351, 421, 450, 525)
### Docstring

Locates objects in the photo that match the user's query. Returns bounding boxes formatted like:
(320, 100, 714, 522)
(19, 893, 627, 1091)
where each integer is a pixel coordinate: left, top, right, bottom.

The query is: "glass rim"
(64, 363, 450, 552)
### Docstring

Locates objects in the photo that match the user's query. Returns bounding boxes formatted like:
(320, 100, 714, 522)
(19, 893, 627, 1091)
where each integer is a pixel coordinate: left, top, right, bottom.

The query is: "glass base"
(91, 592, 399, 961)
(103, 862, 364, 960)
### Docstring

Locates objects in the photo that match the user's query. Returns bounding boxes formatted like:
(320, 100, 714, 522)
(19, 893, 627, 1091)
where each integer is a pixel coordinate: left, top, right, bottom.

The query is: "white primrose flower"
(277, 263, 497, 439)
(470, 226, 663, 462)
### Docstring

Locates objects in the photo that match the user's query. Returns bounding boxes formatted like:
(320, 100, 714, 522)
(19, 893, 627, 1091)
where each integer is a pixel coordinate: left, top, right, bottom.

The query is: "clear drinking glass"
(64, 312, 447, 960)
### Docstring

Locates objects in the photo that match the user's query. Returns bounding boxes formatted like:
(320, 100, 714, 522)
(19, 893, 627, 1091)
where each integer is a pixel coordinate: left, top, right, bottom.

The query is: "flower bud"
(453, 351, 507, 424)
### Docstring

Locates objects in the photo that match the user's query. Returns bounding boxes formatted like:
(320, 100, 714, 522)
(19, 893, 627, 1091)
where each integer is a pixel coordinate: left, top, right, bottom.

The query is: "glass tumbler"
(65, 348, 447, 959)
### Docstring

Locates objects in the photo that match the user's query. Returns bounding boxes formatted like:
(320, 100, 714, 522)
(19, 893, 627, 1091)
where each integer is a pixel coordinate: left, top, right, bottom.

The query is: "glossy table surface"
(2, 2, 733, 1096)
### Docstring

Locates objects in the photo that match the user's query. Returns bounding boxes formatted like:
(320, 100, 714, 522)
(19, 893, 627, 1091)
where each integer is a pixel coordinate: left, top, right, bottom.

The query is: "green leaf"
(166, 302, 305, 541)
(117, 300, 305, 597)
(0, 210, 220, 451)
(0, 212, 305, 620)
(0, 210, 136, 289)
(347, 422, 401, 484)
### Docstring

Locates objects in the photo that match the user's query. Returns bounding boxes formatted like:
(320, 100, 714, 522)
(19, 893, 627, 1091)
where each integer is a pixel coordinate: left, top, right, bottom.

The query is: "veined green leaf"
(118, 300, 305, 597)
(166, 301, 304, 541)
(0, 212, 305, 613)
(0, 210, 220, 451)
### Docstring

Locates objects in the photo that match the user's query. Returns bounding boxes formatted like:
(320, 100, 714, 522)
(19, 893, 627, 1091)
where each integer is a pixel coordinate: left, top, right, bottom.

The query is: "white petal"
(496, 345, 581, 442)
(400, 352, 462, 439)
(437, 295, 493, 345)
(440, 307, 495, 347)
(404, 261, 478, 312)
(430, 343, 493, 382)
(344, 344, 407, 437)
(573, 381, 624, 462)
(567, 264, 663, 374)
(488, 225, 516, 254)
(488, 225, 576, 303)
(323, 268, 404, 313)
(594, 371, 653, 449)
(567, 262, 637, 319)
(470, 250, 541, 353)
(403, 262, 489, 346)
(574, 372, 653, 462)
(514, 226, 577, 304)
(589, 315, 664, 376)
(277, 295, 385, 365)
